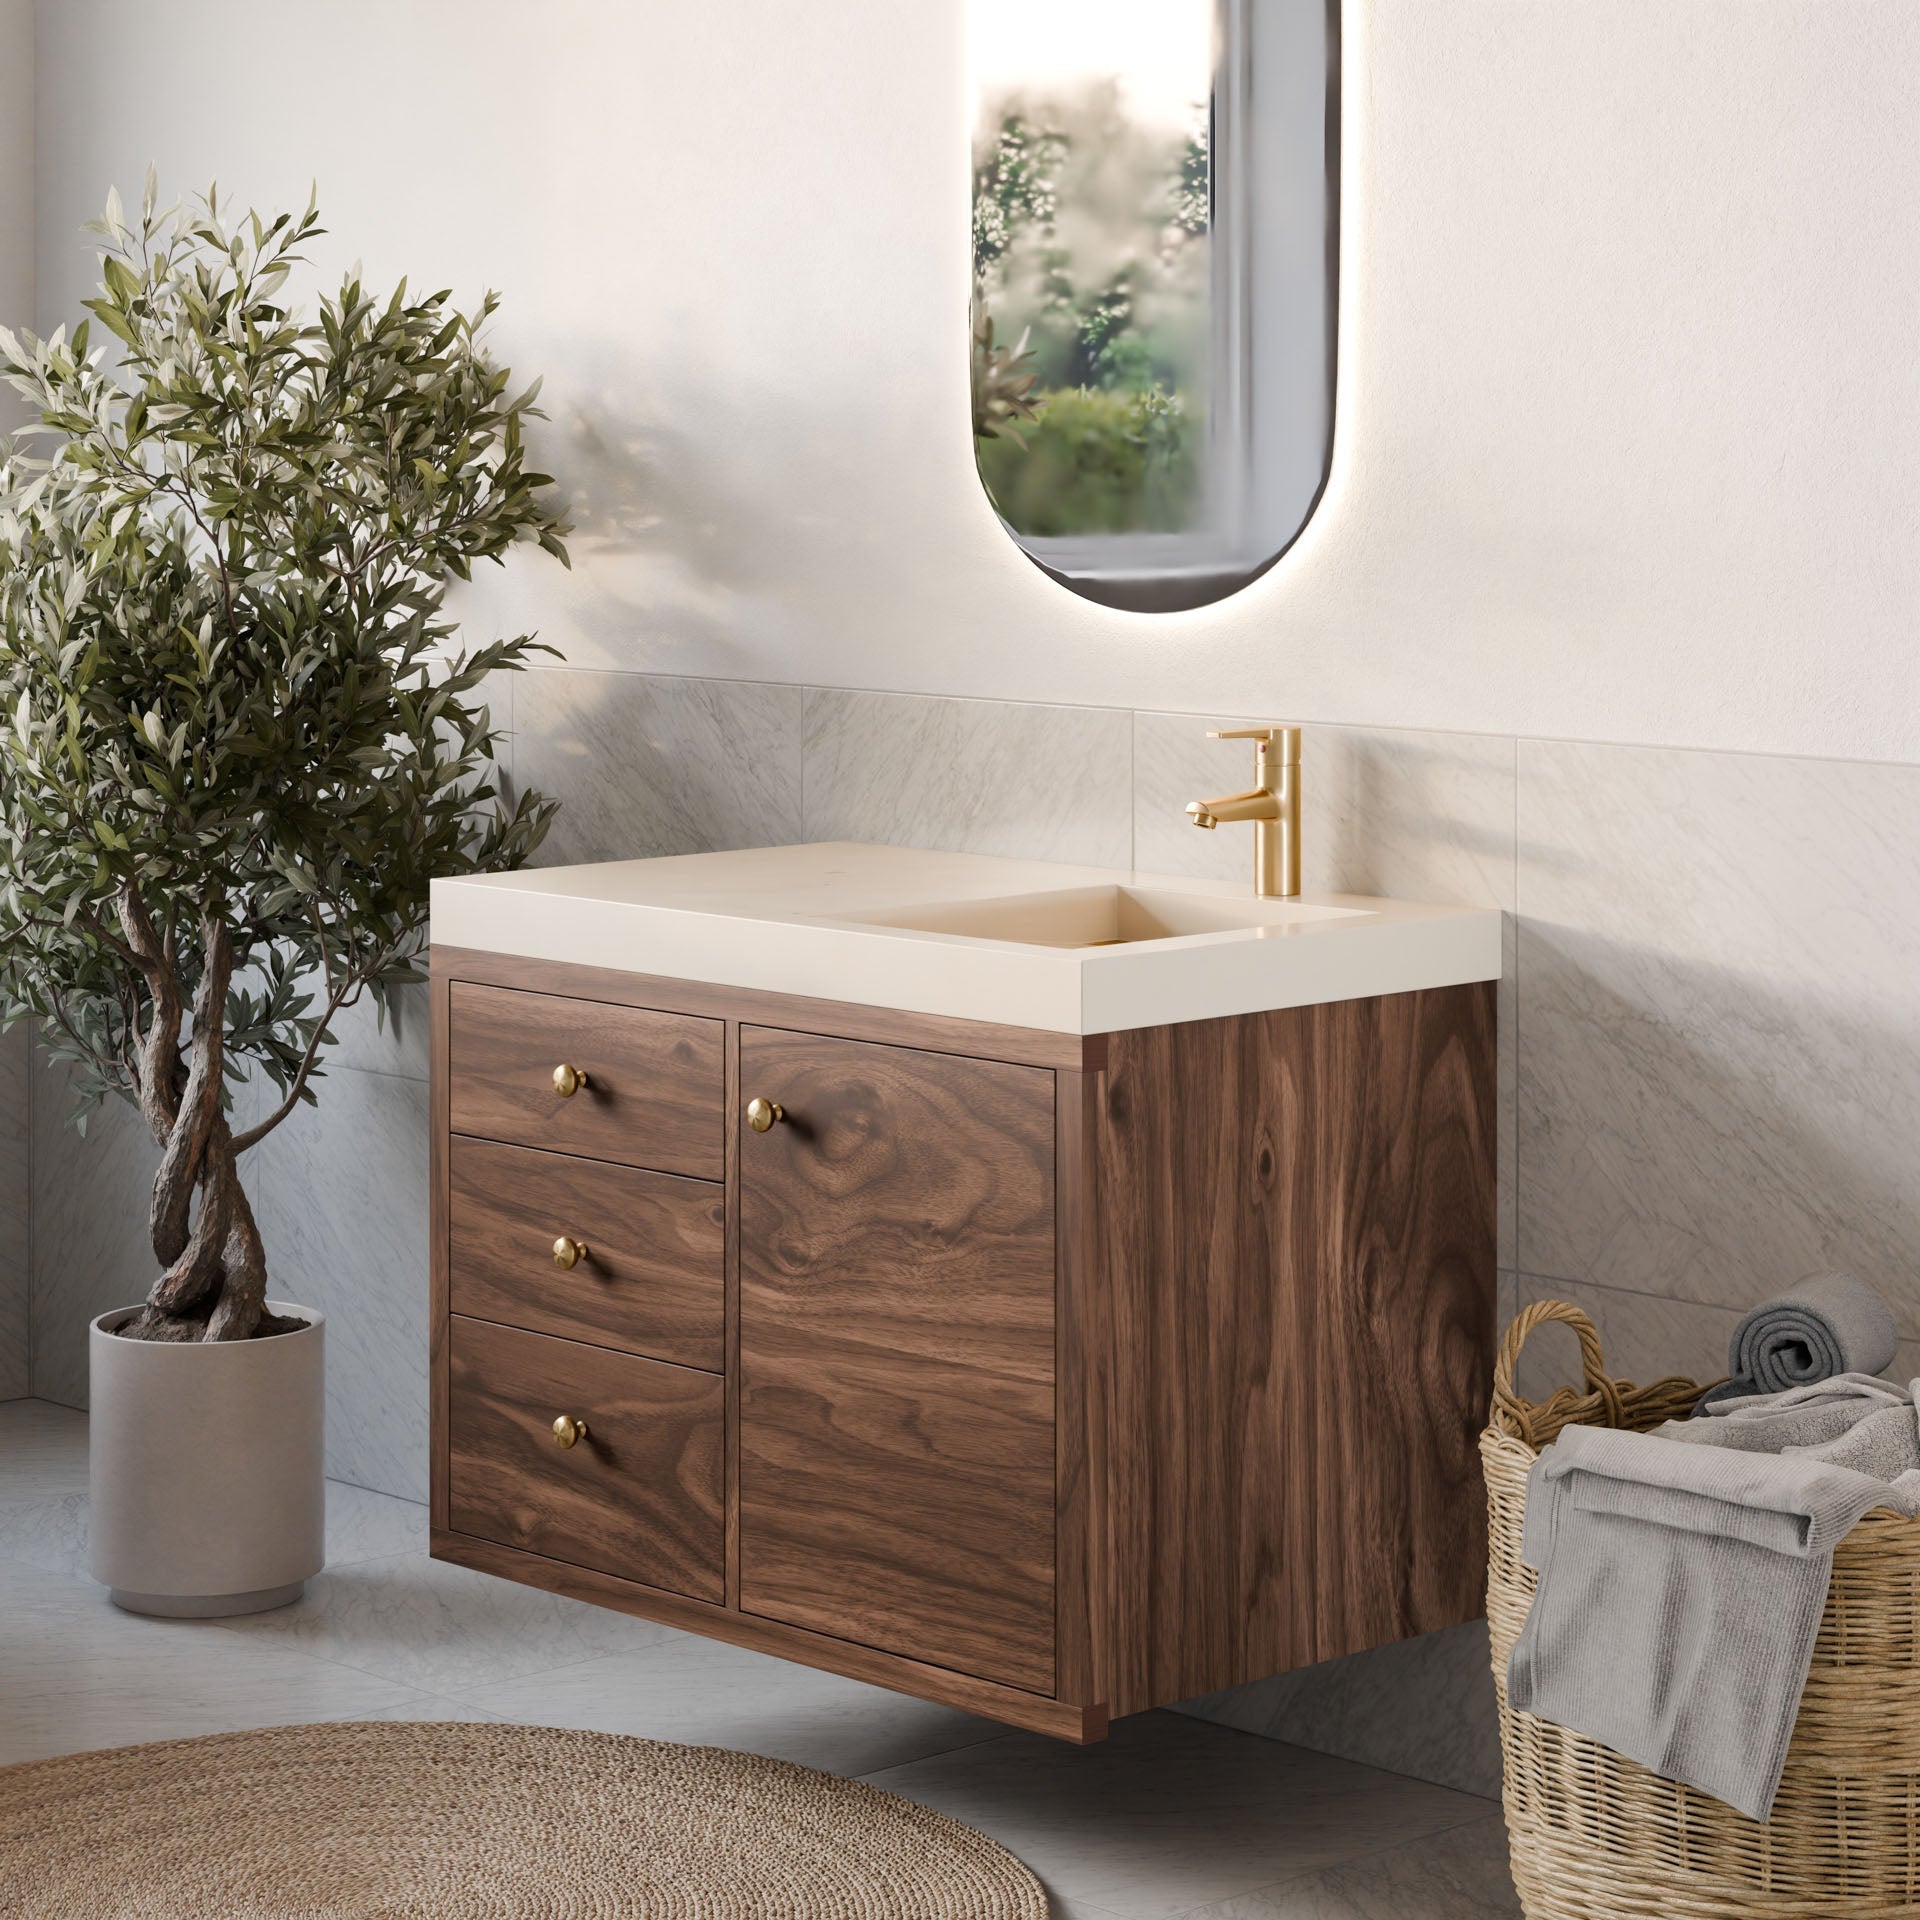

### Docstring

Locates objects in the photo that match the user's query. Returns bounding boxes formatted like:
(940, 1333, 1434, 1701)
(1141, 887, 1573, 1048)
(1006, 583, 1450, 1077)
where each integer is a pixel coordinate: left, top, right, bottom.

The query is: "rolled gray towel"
(1697, 1272, 1899, 1411)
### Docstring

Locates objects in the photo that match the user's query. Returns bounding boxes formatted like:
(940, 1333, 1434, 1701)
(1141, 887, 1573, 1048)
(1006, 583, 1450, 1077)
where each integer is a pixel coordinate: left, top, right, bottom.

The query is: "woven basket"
(1485, 1298, 1920, 1919)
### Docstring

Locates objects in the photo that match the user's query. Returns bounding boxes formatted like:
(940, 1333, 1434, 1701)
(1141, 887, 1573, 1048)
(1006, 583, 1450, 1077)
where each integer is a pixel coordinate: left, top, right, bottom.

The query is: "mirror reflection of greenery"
(971, 80, 1208, 536)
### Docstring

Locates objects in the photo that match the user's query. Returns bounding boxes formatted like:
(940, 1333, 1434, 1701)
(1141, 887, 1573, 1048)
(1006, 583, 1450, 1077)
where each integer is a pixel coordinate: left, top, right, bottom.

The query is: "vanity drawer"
(448, 1316, 725, 1602)
(449, 1137, 724, 1371)
(448, 981, 724, 1179)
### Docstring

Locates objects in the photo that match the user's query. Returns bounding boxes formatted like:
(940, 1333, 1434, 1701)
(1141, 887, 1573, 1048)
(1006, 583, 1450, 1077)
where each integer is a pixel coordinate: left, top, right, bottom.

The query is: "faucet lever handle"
(1207, 725, 1301, 762)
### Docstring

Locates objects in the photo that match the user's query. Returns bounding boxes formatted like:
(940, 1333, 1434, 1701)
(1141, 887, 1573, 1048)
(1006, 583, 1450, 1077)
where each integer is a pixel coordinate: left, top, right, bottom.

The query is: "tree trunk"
(205, 1167, 271, 1341)
(114, 912, 297, 1344)
(125, 1123, 273, 1344)
(147, 915, 231, 1272)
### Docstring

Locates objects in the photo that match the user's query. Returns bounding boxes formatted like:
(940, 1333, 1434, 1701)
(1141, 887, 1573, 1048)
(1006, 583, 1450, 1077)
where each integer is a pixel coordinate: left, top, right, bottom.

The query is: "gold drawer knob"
(551, 1414, 590, 1449)
(552, 1063, 590, 1098)
(745, 1096, 785, 1133)
(551, 1235, 590, 1271)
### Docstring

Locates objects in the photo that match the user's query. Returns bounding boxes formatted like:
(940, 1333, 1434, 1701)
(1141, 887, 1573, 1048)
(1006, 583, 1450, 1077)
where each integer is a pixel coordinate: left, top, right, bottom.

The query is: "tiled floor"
(0, 1399, 1521, 1918)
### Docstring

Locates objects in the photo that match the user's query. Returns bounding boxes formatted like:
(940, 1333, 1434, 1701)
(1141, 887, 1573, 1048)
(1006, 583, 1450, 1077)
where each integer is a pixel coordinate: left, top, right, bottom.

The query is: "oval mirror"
(970, 0, 1337, 613)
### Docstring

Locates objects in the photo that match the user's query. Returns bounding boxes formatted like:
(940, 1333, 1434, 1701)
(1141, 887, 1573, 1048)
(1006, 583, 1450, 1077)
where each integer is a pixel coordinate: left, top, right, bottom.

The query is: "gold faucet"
(1185, 725, 1302, 898)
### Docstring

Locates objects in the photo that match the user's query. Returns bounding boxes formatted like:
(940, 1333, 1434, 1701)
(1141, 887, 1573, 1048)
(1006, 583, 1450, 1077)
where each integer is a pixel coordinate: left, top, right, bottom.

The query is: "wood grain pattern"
(432, 1527, 1108, 1743)
(449, 981, 724, 1178)
(448, 1316, 725, 1602)
(433, 945, 1105, 1072)
(723, 1014, 743, 1609)
(1085, 982, 1498, 1715)
(431, 944, 1496, 1737)
(449, 1138, 724, 1370)
(1052, 1067, 1104, 1708)
(429, 974, 454, 1533)
(737, 1028, 1059, 1694)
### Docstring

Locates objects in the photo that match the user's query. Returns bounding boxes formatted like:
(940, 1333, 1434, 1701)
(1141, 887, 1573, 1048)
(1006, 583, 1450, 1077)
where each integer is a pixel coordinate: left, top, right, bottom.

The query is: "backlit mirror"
(970, 1, 1336, 612)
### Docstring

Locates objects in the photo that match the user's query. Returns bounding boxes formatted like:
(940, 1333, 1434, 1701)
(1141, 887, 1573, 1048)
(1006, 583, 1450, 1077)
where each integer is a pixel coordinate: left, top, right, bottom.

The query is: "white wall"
(0, 0, 31, 1396)
(0, 0, 28, 348)
(33, 0, 1920, 764)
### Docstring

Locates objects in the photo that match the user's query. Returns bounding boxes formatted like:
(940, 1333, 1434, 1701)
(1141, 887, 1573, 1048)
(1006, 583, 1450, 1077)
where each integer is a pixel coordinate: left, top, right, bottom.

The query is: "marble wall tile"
(1133, 713, 1519, 1271)
(802, 688, 1133, 868)
(319, 982, 431, 1083)
(512, 668, 805, 868)
(1176, 1621, 1502, 1801)
(27, 1056, 278, 1409)
(1517, 740, 1920, 1336)
(0, 1022, 29, 1399)
(28, 1056, 162, 1409)
(248, 1068, 431, 1502)
(1131, 714, 1517, 907)
(1508, 1272, 1737, 1404)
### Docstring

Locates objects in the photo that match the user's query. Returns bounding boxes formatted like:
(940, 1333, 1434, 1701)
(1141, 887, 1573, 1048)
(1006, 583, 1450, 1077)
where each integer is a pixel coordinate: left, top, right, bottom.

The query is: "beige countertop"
(431, 841, 1503, 1035)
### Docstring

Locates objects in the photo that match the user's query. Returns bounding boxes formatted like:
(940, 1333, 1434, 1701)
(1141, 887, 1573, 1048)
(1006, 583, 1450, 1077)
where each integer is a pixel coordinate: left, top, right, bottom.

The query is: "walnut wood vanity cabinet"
(430, 946, 1496, 1742)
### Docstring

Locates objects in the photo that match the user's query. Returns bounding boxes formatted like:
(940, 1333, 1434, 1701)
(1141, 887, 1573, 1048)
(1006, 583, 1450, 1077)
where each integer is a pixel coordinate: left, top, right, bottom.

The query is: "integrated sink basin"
(431, 841, 1502, 1035)
(836, 885, 1366, 949)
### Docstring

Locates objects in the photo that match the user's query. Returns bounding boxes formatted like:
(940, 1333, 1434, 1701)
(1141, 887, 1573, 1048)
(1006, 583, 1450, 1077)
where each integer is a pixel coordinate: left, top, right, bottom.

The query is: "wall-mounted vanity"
(427, 839, 1497, 1741)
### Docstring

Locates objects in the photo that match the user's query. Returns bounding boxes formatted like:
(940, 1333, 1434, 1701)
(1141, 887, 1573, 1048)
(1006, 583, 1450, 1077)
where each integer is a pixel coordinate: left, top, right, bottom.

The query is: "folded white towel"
(1508, 1422, 1920, 1821)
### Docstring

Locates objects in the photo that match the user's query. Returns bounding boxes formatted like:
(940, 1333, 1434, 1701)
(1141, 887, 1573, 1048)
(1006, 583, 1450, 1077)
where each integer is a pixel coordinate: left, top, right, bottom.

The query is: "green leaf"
(99, 253, 140, 306)
(0, 177, 571, 1162)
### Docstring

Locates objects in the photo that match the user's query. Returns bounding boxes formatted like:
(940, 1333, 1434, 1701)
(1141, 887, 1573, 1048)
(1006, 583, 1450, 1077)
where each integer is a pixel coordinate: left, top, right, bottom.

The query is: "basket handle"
(1492, 1300, 1624, 1434)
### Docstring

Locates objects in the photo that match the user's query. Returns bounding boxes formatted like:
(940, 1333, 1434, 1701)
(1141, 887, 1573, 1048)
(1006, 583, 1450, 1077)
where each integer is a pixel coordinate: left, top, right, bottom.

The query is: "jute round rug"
(0, 1720, 1050, 1918)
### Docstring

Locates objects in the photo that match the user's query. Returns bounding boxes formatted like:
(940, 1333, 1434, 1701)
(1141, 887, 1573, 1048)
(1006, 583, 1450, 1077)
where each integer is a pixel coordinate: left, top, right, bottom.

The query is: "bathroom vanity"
(427, 843, 1500, 1741)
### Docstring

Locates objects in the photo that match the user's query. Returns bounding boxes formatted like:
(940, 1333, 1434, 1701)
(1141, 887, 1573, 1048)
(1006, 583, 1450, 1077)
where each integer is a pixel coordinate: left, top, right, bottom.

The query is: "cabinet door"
(738, 1029, 1057, 1693)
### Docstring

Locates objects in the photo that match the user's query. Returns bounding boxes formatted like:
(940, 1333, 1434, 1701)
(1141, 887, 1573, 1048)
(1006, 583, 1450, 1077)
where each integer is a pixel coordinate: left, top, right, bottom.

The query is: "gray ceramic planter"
(88, 1302, 325, 1617)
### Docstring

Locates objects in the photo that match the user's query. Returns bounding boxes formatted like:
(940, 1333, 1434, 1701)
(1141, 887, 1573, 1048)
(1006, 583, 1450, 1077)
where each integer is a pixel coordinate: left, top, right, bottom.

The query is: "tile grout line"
(1127, 706, 1137, 870)
(847, 1724, 1026, 1782)
(524, 664, 1920, 780)
(187, 1595, 680, 1702)
(800, 683, 814, 842)
(1511, 1267, 1743, 1318)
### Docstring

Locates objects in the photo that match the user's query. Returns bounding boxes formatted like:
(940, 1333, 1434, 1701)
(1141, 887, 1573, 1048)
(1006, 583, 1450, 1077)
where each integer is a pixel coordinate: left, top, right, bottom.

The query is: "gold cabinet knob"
(745, 1096, 785, 1133)
(551, 1414, 589, 1449)
(551, 1235, 589, 1271)
(552, 1063, 589, 1098)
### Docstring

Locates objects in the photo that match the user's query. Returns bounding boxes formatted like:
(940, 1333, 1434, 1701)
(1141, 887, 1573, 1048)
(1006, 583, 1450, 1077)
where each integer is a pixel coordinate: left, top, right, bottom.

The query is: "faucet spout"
(1188, 787, 1280, 829)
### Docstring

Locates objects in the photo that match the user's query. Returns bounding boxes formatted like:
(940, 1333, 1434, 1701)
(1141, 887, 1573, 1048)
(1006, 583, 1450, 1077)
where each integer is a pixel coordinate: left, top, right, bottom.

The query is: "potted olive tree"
(0, 181, 569, 1615)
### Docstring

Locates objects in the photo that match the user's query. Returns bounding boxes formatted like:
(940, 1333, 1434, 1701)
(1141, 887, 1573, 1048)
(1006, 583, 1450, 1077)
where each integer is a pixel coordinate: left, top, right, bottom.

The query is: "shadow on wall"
(560, 391, 769, 677)
(497, 353, 921, 682)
